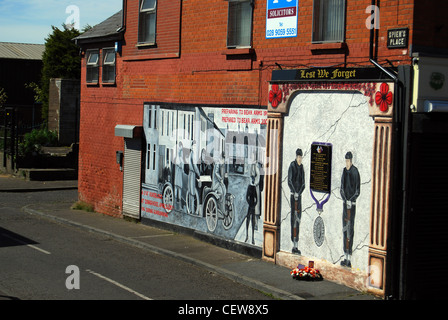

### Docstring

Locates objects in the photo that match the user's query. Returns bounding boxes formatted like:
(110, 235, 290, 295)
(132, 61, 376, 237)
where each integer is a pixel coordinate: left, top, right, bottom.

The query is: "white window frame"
(312, 0, 346, 43)
(227, 0, 254, 49)
(138, 0, 157, 45)
(102, 48, 116, 84)
(86, 49, 99, 84)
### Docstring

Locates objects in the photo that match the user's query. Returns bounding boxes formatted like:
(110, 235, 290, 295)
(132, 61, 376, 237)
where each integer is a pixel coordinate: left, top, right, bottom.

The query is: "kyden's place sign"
(266, 0, 299, 39)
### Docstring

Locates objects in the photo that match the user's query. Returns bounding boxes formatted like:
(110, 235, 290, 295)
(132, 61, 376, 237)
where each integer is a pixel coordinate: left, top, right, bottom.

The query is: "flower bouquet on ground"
(290, 264, 323, 281)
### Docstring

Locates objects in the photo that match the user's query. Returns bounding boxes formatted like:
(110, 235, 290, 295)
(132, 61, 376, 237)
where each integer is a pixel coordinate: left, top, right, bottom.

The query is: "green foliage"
(40, 24, 81, 122)
(24, 82, 43, 103)
(18, 128, 58, 157)
(71, 201, 95, 212)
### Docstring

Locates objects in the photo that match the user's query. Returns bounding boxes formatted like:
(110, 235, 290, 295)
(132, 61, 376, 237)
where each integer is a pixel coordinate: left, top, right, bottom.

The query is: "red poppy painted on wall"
(375, 83, 393, 112)
(269, 84, 283, 108)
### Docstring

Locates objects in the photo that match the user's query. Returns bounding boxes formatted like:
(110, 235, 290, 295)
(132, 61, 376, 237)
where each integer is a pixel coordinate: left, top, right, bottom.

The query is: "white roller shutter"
(122, 138, 142, 218)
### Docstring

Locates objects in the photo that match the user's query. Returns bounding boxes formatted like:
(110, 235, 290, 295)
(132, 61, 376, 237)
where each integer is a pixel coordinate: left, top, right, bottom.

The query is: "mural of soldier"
(249, 150, 261, 226)
(340, 151, 361, 268)
(200, 148, 213, 177)
(174, 141, 184, 210)
(211, 153, 226, 212)
(288, 148, 305, 254)
(188, 140, 201, 214)
(244, 173, 258, 245)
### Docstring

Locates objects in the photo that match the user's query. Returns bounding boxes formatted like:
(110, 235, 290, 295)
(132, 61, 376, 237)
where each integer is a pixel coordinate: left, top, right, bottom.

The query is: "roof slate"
(74, 10, 123, 43)
(0, 42, 45, 60)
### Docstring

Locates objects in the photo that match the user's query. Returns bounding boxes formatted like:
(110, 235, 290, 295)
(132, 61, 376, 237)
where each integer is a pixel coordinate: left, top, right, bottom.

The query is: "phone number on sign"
(267, 27, 296, 37)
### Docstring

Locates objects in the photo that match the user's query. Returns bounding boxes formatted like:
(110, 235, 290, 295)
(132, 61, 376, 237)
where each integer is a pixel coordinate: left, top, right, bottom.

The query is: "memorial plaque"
(310, 142, 332, 193)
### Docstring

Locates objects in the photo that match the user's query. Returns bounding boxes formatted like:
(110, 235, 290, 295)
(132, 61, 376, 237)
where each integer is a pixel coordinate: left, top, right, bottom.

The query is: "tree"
(39, 24, 81, 123)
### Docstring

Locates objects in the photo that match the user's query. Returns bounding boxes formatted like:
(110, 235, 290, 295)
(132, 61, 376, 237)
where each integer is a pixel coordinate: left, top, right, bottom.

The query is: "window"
(154, 108, 157, 129)
(102, 48, 116, 83)
(161, 110, 165, 136)
(86, 49, 99, 83)
(146, 143, 156, 171)
(153, 144, 156, 170)
(138, 0, 157, 44)
(227, 0, 253, 48)
(147, 144, 151, 169)
(312, 0, 346, 43)
(147, 106, 159, 128)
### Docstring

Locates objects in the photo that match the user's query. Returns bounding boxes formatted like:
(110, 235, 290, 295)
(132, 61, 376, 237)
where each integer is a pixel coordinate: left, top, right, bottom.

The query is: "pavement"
(0, 174, 380, 300)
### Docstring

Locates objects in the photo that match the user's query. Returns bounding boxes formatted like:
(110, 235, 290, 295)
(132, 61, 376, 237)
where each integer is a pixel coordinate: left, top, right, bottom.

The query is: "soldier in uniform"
(288, 148, 305, 254)
(174, 142, 184, 210)
(245, 174, 258, 245)
(340, 151, 360, 268)
(187, 140, 201, 214)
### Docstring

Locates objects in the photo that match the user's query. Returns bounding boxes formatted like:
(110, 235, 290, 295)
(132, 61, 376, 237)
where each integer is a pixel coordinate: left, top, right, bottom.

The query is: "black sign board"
(271, 67, 393, 82)
(387, 28, 408, 49)
(310, 142, 332, 193)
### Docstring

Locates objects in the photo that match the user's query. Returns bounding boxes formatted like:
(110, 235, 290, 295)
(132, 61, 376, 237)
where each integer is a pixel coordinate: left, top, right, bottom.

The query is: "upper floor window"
(86, 49, 99, 84)
(312, 0, 346, 43)
(227, 0, 253, 48)
(102, 48, 116, 84)
(138, 0, 157, 44)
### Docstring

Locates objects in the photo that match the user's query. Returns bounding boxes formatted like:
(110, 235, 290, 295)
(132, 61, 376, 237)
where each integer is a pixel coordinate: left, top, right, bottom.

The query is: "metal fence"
(1, 104, 43, 170)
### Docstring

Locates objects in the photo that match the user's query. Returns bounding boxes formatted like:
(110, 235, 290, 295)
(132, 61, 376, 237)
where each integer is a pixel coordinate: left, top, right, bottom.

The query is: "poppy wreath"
(375, 83, 393, 112)
(290, 266, 323, 281)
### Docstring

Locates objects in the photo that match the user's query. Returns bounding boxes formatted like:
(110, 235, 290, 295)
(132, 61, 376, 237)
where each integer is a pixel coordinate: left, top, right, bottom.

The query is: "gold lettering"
(330, 69, 356, 79)
(300, 70, 316, 79)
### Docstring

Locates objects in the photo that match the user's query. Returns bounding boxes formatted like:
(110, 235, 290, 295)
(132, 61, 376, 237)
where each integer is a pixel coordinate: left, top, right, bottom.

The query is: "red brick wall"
(79, 0, 423, 216)
(123, 0, 181, 59)
(252, 0, 415, 66)
(78, 45, 143, 216)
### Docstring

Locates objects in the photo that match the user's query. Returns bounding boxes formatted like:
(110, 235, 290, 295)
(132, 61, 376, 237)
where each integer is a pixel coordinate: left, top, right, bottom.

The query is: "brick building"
(74, 0, 448, 299)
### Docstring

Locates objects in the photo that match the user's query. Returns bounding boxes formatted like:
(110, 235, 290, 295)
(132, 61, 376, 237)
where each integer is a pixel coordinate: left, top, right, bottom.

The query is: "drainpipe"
(370, 58, 398, 82)
(368, 0, 397, 80)
(397, 65, 411, 300)
(369, 0, 375, 61)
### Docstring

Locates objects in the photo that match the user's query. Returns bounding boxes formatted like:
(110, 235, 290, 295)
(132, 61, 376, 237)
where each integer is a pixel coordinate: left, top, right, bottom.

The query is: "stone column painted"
(367, 82, 395, 296)
(262, 112, 283, 262)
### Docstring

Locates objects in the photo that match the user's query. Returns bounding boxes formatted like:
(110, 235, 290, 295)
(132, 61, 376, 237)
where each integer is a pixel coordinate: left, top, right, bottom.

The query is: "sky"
(0, 0, 123, 44)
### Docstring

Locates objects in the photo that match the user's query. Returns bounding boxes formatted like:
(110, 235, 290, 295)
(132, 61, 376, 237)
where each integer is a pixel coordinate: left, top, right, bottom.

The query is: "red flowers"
(290, 265, 323, 281)
(375, 83, 393, 112)
(269, 84, 283, 108)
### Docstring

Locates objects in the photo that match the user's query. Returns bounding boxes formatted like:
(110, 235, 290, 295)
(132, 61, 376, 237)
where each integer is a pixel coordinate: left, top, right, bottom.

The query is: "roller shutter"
(122, 138, 142, 218)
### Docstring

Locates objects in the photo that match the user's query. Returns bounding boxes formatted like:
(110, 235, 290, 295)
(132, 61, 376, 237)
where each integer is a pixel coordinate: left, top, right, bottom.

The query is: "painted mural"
(141, 104, 267, 247)
(280, 90, 375, 271)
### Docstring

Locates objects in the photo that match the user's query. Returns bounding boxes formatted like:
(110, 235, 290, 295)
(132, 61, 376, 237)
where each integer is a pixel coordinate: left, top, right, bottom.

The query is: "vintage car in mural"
(166, 146, 236, 233)
(198, 161, 235, 233)
(143, 104, 236, 233)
